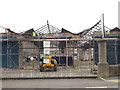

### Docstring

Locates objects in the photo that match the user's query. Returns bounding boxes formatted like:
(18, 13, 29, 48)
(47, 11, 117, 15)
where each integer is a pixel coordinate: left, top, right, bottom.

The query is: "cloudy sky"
(0, 0, 119, 33)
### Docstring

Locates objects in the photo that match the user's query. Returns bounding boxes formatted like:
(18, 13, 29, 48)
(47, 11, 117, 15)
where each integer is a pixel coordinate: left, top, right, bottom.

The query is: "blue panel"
(35, 36, 72, 39)
(107, 40, 118, 65)
(94, 40, 120, 65)
(53, 57, 61, 65)
(68, 56, 73, 66)
(2, 41, 7, 54)
(74, 53, 77, 56)
(60, 56, 66, 65)
(52, 56, 73, 66)
(1, 42, 7, 67)
(117, 40, 120, 64)
(0, 55, 2, 67)
(0, 41, 19, 68)
(92, 35, 120, 38)
(2, 55, 7, 67)
(107, 45, 116, 64)
(7, 55, 18, 67)
(93, 41, 99, 64)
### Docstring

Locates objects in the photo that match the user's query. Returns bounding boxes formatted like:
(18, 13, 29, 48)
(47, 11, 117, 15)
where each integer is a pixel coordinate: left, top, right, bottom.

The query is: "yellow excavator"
(39, 54, 57, 72)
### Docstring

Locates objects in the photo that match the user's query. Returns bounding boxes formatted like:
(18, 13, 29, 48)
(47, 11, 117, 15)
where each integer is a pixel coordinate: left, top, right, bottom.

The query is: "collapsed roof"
(22, 28, 35, 36)
(1, 20, 119, 37)
(110, 27, 120, 32)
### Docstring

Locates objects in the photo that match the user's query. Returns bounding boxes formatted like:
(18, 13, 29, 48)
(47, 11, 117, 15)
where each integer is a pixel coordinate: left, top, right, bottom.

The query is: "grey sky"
(0, 0, 119, 33)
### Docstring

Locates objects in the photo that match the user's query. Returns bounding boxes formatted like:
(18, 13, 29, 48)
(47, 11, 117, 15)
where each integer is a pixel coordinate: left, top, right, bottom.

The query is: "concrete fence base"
(109, 64, 120, 77)
(98, 63, 109, 77)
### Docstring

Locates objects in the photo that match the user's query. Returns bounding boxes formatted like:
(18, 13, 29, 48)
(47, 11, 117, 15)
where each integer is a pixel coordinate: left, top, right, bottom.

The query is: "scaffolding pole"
(101, 13, 105, 38)
(66, 36, 68, 67)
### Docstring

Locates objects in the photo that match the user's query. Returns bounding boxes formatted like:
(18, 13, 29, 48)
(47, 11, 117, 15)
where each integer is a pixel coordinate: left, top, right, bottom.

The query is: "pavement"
(1, 66, 119, 84)
(0, 66, 97, 79)
(1, 66, 119, 89)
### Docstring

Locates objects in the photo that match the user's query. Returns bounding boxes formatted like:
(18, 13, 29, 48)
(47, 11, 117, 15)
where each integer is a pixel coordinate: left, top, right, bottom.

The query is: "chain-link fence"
(0, 39, 98, 78)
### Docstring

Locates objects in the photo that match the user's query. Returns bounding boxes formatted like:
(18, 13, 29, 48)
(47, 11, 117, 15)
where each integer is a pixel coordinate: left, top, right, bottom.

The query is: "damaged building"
(0, 22, 120, 69)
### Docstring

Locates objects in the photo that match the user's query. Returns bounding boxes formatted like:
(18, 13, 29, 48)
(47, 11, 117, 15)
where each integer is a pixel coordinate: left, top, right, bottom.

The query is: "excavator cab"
(39, 54, 57, 72)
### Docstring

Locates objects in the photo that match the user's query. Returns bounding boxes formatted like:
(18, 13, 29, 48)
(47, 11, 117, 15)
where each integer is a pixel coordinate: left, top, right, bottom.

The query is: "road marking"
(86, 86, 107, 88)
(100, 77, 106, 81)
(100, 77, 119, 83)
(106, 80, 120, 83)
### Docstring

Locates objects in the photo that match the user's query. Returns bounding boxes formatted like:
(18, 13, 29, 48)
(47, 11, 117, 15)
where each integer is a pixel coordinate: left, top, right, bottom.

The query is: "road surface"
(1, 78, 119, 88)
